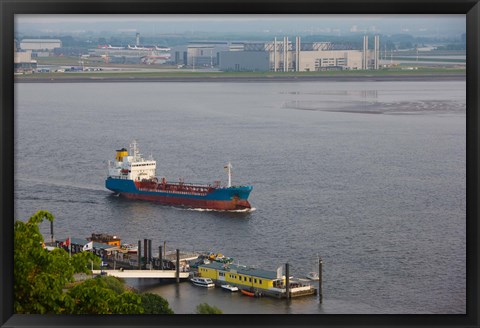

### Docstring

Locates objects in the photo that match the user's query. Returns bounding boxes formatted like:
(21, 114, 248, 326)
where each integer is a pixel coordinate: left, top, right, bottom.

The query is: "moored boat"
(306, 271, 319, 281)
(207, 252, 234, 264)
(306, 255, 321, 281)
(190, 277, 215, 288)
(240, 289, 256, 297)
(221, 284, 239, 292)
(121, 243, 138, 254)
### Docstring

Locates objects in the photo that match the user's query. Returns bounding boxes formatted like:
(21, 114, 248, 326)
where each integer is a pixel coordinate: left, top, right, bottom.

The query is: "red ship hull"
(121, 192, 251, 211)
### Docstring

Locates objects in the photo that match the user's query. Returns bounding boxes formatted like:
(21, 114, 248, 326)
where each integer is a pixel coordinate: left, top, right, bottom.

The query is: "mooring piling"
(143, 239, 148, 268)
(137, 240, 142, 270)
(50, 220, 54, 243)
(319, 257, 323, 303)
(176, 249, 180, 283)
(159, 246, 163, 270)
(285, 262, 290, 299)
(148, 239, 152, 267)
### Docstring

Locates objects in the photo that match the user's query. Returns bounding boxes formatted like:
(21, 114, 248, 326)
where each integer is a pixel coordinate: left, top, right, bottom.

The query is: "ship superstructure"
(107, 140, 157, 182)
(106, 141, 252, 211)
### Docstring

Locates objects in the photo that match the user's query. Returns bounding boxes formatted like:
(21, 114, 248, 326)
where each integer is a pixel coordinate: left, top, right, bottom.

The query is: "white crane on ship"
(224, 162, 233, 188)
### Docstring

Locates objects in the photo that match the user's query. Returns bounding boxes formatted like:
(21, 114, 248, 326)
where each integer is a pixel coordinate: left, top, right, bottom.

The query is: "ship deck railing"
(137, 187, 210, 196)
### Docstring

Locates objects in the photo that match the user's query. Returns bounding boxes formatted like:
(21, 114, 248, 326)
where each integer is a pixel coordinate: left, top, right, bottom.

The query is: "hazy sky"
(15, 14, 465, 37)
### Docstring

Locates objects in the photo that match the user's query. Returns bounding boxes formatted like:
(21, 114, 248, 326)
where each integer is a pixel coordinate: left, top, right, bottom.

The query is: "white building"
(187, 42, 230, 67)
(20, 39, 62, 51)
(298, 50, 364, 71)
(14, 51, 32, 63)
(269, 36, 379, 71)
(14, 51, 37, 72)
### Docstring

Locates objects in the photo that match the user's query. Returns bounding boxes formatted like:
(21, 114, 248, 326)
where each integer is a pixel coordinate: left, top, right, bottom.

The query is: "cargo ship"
(105, 141, 252, 211)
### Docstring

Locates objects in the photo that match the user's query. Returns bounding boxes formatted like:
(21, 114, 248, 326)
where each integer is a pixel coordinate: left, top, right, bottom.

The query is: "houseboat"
(197, 261, 316, 298)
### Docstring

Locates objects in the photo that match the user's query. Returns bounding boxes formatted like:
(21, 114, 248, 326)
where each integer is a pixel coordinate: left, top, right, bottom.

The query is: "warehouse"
(219, 51, 270, 72)
(20, 39, 62, 51)
(186, 42, 230, 67)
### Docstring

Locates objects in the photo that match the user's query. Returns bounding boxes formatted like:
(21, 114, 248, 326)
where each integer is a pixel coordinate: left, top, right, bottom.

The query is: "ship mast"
(130, 140, 140, 161)
(225, 162, 232, 187)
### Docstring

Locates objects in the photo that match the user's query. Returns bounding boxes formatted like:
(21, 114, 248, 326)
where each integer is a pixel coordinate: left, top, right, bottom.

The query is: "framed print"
(1, 1, 479, 327)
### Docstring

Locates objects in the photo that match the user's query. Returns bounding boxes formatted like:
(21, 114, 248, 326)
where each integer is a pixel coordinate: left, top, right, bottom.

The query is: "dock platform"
(92, 269, 190, 279)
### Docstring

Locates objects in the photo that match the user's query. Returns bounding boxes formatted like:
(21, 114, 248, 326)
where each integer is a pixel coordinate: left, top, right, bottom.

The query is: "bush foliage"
(195, 303, 223, 314)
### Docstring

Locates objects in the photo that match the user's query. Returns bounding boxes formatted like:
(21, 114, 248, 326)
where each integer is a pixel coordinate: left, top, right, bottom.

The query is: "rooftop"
(21, 39, 62, 43)
(64, 237, 118, 250)
(199, 261, 281, 280)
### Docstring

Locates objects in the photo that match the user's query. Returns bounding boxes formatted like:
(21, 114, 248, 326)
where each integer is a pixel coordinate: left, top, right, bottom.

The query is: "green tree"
(67, 276, 144, 314)
(14, 210, 174, 315)
(14, 210, 99, 314)
(195, 303, 223, 314)
(140, 293, 174, 314)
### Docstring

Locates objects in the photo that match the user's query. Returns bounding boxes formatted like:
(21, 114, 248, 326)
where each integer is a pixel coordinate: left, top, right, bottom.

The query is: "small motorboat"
(121, 244, 138, 254)
(240, 289, 256, 297)
(221, 284, 238, 292)
(306, 254, 322, 281)
(190, 277, 215, 288)
(306, 271, 320, 281)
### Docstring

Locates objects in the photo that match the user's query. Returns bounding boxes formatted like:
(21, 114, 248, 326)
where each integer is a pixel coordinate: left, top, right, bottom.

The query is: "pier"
(52, 234, 321, 300)
(92, 269, 190, 279)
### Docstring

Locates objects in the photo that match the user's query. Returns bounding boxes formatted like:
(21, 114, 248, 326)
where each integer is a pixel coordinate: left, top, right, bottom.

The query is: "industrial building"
(219, 35, 380, 72)
(14, 51, 37, 73)
(219, 51, 270, 72)
(20, 39, 62, 51)
(186, 41, 230, 67)
(84, 34, 380, 71)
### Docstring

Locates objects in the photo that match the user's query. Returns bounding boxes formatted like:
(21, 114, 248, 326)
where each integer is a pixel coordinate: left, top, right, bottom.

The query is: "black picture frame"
(1, 1, 478, 327)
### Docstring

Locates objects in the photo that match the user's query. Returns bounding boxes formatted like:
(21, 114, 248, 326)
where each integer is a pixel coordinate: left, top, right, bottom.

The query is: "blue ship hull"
(106, 177, 252, 210)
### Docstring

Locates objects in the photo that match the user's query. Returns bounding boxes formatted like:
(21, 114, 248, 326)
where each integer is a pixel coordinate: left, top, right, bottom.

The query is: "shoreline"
(14, 73, 466, 83)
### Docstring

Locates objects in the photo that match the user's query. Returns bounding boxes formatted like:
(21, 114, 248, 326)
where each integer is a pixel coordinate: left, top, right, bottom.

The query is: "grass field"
(15, 66, 466, 81)
(392, 57, 465, 63)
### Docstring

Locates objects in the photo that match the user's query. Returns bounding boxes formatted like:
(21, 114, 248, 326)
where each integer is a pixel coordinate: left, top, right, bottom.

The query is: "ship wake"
(184, 207, 257, 213)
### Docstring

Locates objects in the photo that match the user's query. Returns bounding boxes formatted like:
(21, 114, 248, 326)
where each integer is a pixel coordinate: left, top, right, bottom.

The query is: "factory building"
(219, 51, 270, 72)
(14, 51, 37, 73)
(186, 42, 230, 67)
(160, 36, 379, 71)
(218, 35, 380, 72)
(298, 50, 364, 71)
(20, 39, 62, 51)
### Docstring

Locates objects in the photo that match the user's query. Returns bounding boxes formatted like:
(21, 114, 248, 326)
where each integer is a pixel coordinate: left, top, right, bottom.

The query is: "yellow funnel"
(116, 148, 128, 162)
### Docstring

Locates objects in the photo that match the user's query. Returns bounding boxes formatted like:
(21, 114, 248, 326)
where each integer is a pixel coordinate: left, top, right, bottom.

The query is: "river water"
(14, 80, 466, 314)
